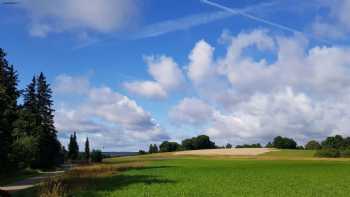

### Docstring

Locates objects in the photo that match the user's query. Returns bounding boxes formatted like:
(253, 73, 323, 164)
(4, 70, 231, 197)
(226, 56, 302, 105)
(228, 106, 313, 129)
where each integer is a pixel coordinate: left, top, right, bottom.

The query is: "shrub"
(91, 150, 103, 163)
(305, 140, 321, 150)
(315, 148, 340, 158)
(340, 149, 350, 158)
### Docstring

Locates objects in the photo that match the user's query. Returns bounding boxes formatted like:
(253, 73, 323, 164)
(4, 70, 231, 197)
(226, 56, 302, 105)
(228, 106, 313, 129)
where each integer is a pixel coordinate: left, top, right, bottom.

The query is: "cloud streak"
(201, 0, 331, 45)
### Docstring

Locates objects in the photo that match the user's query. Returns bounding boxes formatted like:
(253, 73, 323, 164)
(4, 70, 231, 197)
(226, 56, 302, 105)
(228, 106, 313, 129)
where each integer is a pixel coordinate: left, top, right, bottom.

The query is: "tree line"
(0, 48, 62, 172)
(144, 135, 217, 154)
(67, 132, 103, 163)
(144, 134, 350, 158)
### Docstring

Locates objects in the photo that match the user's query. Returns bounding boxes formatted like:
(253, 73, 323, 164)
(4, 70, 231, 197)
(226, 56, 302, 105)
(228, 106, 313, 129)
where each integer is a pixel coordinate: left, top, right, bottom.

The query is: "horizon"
(2, 0, 350, 152)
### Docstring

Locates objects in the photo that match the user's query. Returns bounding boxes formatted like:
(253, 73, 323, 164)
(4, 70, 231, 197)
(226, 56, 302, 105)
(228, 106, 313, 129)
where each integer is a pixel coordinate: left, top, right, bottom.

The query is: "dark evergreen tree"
(32, 73, 61, 168)
(85, 137, 90, 161)
(68, 132, 79, 160)
(153, 144, 159, 153)
(0, 48, 20, 171)
(148, 144, 154, 153)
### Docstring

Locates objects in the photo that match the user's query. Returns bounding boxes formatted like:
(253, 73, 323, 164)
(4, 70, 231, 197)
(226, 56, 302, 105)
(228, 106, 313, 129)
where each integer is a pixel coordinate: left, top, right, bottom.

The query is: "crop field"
(63, 150, 350, 197)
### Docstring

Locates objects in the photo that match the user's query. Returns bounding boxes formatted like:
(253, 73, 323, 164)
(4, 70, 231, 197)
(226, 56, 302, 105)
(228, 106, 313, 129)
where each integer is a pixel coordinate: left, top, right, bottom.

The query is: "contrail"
(200, 0, 332, 45)
(201, 0, 302, 34)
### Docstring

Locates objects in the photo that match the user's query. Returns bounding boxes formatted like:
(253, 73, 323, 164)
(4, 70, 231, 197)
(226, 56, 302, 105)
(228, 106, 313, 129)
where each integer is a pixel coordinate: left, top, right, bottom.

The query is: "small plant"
(38, 177, 67, 197)
(315, 148, 340, 158)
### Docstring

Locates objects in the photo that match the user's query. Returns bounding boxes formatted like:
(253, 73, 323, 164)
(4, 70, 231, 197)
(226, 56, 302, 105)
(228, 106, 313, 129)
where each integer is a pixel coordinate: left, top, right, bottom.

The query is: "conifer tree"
(68, 132, 79, 160)
(0, 48, 20, 171)
(85, 137, 90, 161)
(33, 73, 61, 168)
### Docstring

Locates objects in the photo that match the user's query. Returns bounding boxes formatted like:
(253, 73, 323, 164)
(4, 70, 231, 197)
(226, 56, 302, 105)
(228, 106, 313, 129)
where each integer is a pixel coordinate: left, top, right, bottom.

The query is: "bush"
(305, 140, 321, 150)
(315, 148, 340, 158)
(340, 149, 350, 158)
(91, 150, 103, 163)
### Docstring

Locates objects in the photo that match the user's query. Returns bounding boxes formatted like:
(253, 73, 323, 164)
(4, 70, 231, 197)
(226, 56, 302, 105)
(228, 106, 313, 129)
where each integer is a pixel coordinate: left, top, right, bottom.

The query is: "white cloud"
(54, 75, 169, 151)
(168, 29, 350, 145)
(169, 98, 213, 126)
(54, 74, 90, 95)
(146, 56, 184, 90)
(187, 40, 215, 83)
(312, 0, 350, 39)
(124, 81, 166, 99)
(21, 0, 138, 37)
(124, 55, 184, 99)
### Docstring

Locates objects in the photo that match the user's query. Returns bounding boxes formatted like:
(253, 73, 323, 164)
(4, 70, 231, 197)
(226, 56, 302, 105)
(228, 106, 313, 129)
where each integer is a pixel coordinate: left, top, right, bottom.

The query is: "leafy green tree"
(321, 135, 345, 149)
(272, 136, 297, 149)
(159, 141, 181, 152)
(10, 134, 38, 169)
(181, 135, 216, 150)
(91, 149, 103, 163)
(305, 140, 321, 150)
(85, 137, 90, 161)
(265, 142, 273, 148)
(182, 139, 194, 150)
(236, 143, 262, 148)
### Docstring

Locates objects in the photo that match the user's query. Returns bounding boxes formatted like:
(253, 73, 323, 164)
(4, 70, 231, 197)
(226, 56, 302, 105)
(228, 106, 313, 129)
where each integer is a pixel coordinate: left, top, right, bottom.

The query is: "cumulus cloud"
(168, 29, 350, 145)
(169, 98, 213, 126)
(21, 0, 138, 37)
(187, 40, 215, 83)
(124, 81, 166, 99)
(54, 75, 168, 151)
(124, 55, 184, 99)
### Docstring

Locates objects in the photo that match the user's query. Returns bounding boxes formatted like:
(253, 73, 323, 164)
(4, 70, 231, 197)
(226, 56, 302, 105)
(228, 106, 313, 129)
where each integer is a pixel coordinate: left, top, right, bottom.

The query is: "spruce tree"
(0, 48, 20, 171)
(68, 132, 79, 160)
(153, 144, 159, 153)
(33, 73, 61, 168)
(85, 137, 90, 161)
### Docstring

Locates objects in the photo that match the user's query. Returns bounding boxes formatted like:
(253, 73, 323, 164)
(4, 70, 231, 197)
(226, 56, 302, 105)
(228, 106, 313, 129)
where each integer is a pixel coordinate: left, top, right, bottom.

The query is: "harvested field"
(173, 148, 277, 156)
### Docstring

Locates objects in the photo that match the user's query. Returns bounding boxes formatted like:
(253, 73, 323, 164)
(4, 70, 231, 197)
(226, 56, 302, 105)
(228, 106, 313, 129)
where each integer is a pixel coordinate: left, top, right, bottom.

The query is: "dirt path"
(0, 171, 64, 193)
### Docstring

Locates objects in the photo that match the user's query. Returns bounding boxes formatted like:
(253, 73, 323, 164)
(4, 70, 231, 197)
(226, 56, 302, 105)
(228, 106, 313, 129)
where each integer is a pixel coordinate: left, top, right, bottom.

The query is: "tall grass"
(37, 162, 146, 196)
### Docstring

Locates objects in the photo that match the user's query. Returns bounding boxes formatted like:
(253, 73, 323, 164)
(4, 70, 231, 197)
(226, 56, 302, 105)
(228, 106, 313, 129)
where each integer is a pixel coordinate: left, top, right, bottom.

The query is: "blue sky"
(1, 0, 350, 151)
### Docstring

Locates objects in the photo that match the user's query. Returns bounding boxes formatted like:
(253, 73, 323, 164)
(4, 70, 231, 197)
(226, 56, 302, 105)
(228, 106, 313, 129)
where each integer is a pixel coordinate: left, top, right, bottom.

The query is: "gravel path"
(0, 171, 64, 193)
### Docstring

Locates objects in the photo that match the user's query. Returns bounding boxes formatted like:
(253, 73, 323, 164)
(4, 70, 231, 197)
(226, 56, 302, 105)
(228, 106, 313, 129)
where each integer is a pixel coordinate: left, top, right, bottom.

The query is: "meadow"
(15, 150, 350, 197)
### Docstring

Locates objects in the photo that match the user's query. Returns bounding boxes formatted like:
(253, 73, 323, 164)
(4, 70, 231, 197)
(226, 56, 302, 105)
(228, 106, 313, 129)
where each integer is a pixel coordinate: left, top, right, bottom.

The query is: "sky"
(1, 0, 350, 151)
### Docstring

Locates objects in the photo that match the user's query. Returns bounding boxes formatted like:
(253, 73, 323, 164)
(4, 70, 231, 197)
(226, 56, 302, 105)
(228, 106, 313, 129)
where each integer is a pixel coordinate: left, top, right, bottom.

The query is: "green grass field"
(68, 150, 350, 197)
